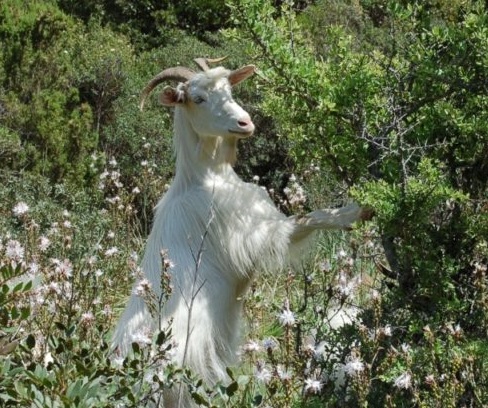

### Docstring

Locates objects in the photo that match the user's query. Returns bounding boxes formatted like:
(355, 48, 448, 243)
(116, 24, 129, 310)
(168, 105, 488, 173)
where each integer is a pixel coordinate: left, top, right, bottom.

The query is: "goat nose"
(238, 115, 254, 128)
(234, 114, 255, 136)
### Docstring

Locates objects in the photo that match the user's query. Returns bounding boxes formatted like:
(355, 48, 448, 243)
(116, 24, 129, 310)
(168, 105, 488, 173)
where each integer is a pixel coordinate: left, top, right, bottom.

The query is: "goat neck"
(172, 108, 237, 185)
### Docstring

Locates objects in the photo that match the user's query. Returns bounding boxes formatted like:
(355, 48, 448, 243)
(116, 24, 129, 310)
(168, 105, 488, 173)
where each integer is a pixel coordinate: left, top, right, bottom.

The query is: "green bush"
(57, 0, 231, 50)
(229, 0, 488, 405)
(0, 0, 133, 187)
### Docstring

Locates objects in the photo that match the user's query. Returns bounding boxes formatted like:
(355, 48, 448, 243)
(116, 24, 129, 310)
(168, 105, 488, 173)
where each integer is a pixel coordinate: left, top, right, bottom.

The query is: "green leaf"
(225, 366, 235, 381)
(12, 282, 24, 293)
(20, 307, 30, 320)
(10, 306, 19, 320)
(156, 330, 167, 346)
(225, 381, 238, 397)
(26, 334, 36, 349)
(191, 392, 210, 406)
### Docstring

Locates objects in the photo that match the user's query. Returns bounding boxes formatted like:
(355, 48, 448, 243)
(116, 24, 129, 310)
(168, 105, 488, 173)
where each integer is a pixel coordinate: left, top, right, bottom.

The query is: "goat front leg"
(289, 203, 372, 243)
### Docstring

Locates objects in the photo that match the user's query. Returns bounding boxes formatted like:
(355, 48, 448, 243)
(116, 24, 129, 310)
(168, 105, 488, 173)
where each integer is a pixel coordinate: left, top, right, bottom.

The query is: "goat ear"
(229, 65, 255, 86)
(159, 86, 186, 106)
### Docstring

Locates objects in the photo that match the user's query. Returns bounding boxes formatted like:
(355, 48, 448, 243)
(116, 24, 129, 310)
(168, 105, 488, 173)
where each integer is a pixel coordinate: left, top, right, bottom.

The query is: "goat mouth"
(228, 129, 254, 138)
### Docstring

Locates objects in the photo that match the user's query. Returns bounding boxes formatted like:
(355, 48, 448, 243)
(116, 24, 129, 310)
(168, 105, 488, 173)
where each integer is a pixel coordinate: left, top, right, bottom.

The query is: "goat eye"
(193, 96, 205, 104)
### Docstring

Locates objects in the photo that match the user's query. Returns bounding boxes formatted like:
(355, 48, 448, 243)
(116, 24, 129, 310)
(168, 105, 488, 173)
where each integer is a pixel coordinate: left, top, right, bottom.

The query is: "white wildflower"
(254, 364, 272, 384)
(473, 261, 487, 274)
(345, 257, 354, 267)
(28, 262, 40, 274)
(112, 355, 125, 367)
(400, 343, 411, 354)
(312, 341, 326, 361)
(424, 374, 435, 386)
(262, 337, 278, 351)
(80, 312, 95, 327)
(278, 309, 296, 326)
(344, 356, 365, 377)
(377, 324, 393, 337)
(383, 325, 393, 337)
(38, 236, 51, 252)
(104, 246, 119, 257)
(13, 202, 29, 217)
(252, 175, 260, 182)
(87, 255, 97, 266)
(304, 343, 316, 355)
(319, 260, 332, 272)
(5, 240, 24, 262)
(304, 378, 322, 394)
(449, 323, 462, 337)
(49, 222, 59, 235)
(336, 272, 357, 299)
(132, 186, 141, 194)
(394, 372, 412, 389)
(133, 278, 152, 297)
(163, 257, 175, 270)
(106, 196, 121, 205)
(55, 259, 73, 279)
(47, 281, 61, 295)
(242, 340, 260, 353)
(371, 289, 380, 301)
(44, 351, 54, 367)
(277, 365, 292, 381)
(285, 183, 306, 207)
(31, 290, 45, 307)
(101, 304, 112, 317)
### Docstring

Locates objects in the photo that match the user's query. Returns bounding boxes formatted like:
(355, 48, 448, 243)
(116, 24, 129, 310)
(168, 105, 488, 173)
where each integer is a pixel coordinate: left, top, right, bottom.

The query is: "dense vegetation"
(1, 0, 487, 406)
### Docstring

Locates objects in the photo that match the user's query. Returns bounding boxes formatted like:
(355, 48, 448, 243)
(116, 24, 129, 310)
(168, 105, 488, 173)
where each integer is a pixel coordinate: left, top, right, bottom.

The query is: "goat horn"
(194, 56, 228, 71)
(139, 67, 195, 111)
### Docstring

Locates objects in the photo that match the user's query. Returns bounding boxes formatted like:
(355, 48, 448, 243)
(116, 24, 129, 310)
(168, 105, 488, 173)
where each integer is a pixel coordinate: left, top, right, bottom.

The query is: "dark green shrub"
(0, 0, 133, 187)
(57, 0, 231, 50)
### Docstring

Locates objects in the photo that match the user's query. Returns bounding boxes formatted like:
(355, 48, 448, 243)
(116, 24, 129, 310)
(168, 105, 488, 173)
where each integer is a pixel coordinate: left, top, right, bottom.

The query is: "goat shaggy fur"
(113, 61, 366, 406)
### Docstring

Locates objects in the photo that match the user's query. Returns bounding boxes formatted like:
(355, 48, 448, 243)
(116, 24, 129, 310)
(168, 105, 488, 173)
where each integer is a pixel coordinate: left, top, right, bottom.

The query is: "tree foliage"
(56, 0, 231, 49)
(0, 0, 135, 186)
(229, 0, 488, 405)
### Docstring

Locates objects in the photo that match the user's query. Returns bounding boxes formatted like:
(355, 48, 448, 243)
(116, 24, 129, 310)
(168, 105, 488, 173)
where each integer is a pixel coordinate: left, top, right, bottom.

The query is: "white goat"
(113, 58, 369, 406)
